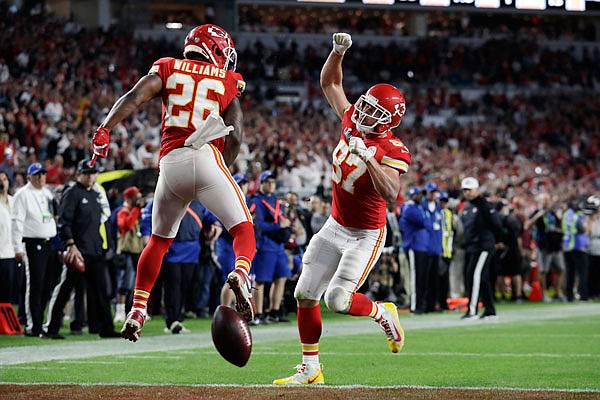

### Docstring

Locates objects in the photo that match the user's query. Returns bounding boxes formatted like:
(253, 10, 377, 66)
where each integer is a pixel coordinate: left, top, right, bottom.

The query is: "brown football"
(62, 252, 85, 273)
(211, 305, 252, 367)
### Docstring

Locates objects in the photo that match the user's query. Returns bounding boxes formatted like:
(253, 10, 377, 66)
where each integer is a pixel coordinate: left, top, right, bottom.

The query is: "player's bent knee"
(324, 286, 351, 313)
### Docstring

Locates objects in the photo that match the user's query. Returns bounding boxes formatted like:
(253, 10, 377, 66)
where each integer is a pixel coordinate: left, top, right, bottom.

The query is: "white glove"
(349, 136, 376, 163)
(332, 33, 352, 55)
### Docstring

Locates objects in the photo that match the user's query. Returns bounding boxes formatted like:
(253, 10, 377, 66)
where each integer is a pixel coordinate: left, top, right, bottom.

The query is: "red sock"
(298, 304, 322, 344)
(348, 292, 377, 317)
(132, 234, 173, 310)
(298, 304, 322, 365)
(229, 221, 255, 274)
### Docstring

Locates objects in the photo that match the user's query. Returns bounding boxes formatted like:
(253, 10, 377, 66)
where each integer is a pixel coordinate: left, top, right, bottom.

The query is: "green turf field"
(1, 302, 599, 392)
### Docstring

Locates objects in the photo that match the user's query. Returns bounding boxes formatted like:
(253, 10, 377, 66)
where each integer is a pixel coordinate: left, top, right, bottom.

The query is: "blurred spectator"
(0, 171, 16, 303)
(588, 199, 600, 299)
(113, 186, 145, 323)
(250, 171, 292, 325)
(525, 193, 567, 302)
(562, 197, 589, 302)
(423, 181, 443, 312)
(12, 162, 57, 337)
(495, 199, 525, 302)
(400, 187, 430, 314)
(438, 191, 454, 309)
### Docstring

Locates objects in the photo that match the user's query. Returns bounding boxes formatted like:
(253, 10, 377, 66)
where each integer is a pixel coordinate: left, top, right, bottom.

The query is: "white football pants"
(152, 144, 252, 238)
(295, 216, 386, 307)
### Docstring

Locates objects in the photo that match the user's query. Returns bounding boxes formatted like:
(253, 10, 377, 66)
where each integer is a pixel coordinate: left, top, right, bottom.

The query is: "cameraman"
(525, 193, 566, 302)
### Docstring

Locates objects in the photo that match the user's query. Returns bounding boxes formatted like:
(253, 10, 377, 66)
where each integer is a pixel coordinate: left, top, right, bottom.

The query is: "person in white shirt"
(11, 162, 58, 337)
(0, 171, 16, 303)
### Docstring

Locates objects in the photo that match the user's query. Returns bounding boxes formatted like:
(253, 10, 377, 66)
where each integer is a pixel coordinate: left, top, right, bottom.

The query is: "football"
(62, 252, 85, 273)
(211, 305, 252, 367)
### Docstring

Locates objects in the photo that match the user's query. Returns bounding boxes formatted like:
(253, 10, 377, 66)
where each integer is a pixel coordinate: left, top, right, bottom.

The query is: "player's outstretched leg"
(375, 302, 405, 353)
(227, 268, 256, 321)
(273, 363, 324, 385)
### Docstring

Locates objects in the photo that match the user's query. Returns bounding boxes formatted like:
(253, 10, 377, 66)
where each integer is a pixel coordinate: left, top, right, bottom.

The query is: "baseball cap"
(438, 191, 449, 201)
(123, 186, 140, 199)
(259, 170, 276, 182)
(77, 159, 99, 174)
(425, 181, 439, 192)
(408, 186, 422, 197)
(233, 173, 248, 184)
(461, 177, 479, 190)
(27, 162, 47, 176)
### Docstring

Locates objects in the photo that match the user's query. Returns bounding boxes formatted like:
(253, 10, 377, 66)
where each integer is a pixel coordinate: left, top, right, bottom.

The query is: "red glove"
(90, 127, 110, 166)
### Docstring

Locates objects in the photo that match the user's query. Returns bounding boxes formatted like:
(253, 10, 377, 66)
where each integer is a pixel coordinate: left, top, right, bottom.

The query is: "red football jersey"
(331, 105, 411, 229)
(148, 57, 246, 159)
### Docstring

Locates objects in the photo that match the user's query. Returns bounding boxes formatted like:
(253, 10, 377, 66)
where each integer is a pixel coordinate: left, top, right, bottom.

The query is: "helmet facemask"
(351, 94, 392, 134)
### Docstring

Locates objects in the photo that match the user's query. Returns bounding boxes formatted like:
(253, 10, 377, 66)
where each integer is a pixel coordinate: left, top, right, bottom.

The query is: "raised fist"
(349, 136, 376, 163)
(332, 33, 352, 56)
(90, 127, 110, 166)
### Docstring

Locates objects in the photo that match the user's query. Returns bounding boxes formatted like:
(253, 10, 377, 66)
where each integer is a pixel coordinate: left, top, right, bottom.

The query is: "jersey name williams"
(172, 60, 226, 78)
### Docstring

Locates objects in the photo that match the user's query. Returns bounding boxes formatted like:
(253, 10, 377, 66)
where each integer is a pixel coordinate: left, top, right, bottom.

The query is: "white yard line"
(0, 303, 598, 367)
(1, 382, 600, 393)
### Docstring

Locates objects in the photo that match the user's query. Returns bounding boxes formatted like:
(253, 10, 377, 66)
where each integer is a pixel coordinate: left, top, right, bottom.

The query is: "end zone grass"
(1, 302, 599, 399)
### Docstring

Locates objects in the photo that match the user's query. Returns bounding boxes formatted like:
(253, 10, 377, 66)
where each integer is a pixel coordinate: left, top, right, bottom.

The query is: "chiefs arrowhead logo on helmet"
(351, 84, 406, 135)
(184, 24, 237, 71)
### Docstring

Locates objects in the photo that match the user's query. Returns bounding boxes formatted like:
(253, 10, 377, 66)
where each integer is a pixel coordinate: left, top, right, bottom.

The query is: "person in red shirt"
(90, 24, 256, 342)
(274, 33, 411, 385)
(113, 186, 145, 323)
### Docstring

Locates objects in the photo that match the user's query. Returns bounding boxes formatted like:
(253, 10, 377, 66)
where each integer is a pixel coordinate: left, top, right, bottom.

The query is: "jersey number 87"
(332, 140, 367, 194)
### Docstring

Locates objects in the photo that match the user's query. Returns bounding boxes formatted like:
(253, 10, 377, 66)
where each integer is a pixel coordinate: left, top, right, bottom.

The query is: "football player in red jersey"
(90, 24, 256, 342)
(274, 33, 410, 385)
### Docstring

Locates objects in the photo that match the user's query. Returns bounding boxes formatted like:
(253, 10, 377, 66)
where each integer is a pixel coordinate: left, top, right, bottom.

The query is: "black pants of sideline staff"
(23, 238, 55, 336)
(45, 254, 117, 337)
(464, 250, 496, 317)
(161, 261, 196, 329)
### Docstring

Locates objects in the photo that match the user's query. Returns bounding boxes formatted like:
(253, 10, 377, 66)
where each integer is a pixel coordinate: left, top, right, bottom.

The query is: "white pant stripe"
(469, 251, 489, 316)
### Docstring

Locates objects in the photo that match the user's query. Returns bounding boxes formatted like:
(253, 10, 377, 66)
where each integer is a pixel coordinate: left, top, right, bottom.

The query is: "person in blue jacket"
(250, 171, 292, 324)
(141, 199, 217, 333)
(423, 181, 444, 312)
(400, 186, 432, 314)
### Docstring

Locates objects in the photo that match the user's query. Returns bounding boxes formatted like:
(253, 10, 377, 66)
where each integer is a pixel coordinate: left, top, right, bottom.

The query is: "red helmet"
(183, 24, 237, 71)
(351, 84, 406, 134)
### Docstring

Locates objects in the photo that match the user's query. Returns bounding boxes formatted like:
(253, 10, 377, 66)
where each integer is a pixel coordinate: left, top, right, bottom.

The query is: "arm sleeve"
(140, 201, 153, 237)
(403, 206, 426, 229)
(57, 188, 77, 243)
(253, 200, 281, 233)
(117, 207, 141, 234)
(11, 192, 26, 253)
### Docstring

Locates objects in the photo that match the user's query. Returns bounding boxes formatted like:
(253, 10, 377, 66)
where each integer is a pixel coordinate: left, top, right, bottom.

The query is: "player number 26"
(332, 140, 366, 194)
(164, 73, 225, 129)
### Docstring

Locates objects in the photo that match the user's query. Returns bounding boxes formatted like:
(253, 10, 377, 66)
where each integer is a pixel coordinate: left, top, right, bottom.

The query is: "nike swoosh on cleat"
(307, 375, 320, 384)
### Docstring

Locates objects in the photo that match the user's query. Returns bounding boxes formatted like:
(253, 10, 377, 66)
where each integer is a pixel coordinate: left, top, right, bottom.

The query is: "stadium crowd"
(0, 5, 599, 336)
